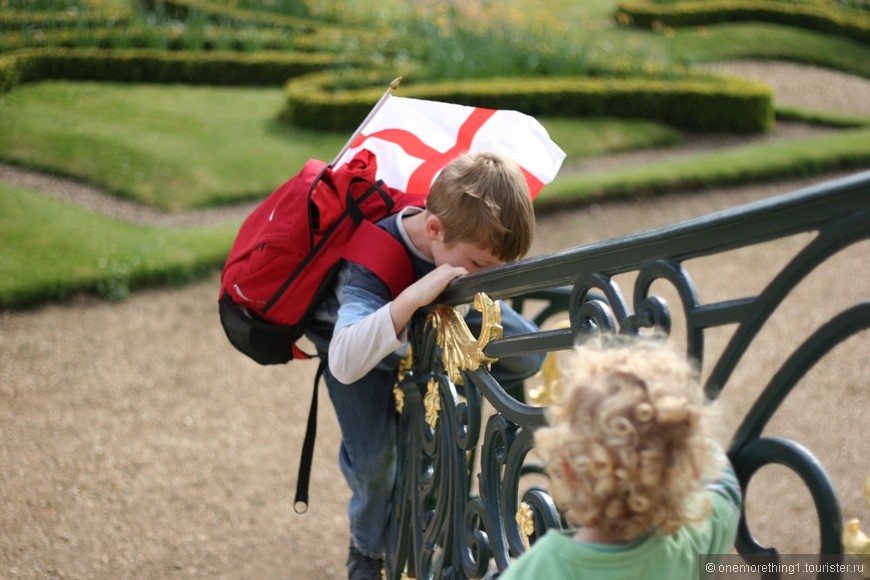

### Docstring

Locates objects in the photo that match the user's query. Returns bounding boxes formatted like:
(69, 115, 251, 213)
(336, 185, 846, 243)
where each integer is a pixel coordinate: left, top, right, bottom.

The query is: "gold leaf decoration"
(428, 292, 503, 385)
(393, 348, 413, 414)
(516, 502, 535, 551)
(424, 378, 441, 429)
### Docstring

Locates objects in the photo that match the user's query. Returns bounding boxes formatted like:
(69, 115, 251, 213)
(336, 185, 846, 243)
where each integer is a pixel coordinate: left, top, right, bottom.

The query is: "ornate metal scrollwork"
(427, 292, 503, 385)
(569, 261, 701, 359)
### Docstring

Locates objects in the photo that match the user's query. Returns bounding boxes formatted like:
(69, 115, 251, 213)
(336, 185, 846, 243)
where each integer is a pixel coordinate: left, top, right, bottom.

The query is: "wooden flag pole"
(330, 76, 403, 167)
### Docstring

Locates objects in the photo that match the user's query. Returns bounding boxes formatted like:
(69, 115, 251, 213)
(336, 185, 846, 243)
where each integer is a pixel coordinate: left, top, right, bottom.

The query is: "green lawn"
(0, 182, 236, 306)
(0, 82, 686, 210)
(0, 82, 349, 210)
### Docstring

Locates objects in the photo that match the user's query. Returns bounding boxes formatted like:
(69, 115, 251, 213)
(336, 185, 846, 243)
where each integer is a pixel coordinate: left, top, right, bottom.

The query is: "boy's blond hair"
(426, 152, 534, 262)
(534, 336, 716, 541)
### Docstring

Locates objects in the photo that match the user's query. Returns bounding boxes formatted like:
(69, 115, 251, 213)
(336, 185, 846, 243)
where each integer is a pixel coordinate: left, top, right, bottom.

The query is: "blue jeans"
(323, 363, 398, 559)
(320, 302, 544, 559)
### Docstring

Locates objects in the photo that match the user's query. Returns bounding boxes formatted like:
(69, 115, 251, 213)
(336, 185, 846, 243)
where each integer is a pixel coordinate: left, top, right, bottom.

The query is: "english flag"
(333, 96, 566, 199)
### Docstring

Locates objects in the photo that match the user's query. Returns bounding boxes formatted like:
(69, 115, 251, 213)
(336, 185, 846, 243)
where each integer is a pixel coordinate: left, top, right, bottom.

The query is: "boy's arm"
(328, 263, 467, 384)
(702, 441, 743, 556)
(705, 442, 743, 511)
(389, 264, 467, 335)
(328, 301, 405, 384)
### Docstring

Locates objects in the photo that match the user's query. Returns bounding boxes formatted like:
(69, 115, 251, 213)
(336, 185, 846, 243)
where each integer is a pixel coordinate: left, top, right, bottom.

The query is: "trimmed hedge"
(0, 2, 781, 137)
(0, 48, 344, 90)
(0, 23, 359, 57)
(142, 0, 317, 32)
(143, 0, 382, 53)
(0, 55, 19, 93)
(616, 0, 870, 45)
(282, 71, 775, 133)
(0, 10, 132, 32)
(1, 27, 298, 54)
(0, 1, 362, 55)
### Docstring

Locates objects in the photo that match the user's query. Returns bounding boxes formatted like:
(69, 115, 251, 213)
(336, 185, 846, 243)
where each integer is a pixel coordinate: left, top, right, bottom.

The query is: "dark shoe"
(347, 545, 383, 580)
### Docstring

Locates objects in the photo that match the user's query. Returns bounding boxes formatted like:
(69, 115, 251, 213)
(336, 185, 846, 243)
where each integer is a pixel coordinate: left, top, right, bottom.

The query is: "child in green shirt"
(501, 336, 742, 580)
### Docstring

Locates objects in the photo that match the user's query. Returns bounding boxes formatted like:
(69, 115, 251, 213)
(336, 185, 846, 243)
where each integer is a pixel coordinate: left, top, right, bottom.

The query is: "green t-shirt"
(500, 455, 742, 580)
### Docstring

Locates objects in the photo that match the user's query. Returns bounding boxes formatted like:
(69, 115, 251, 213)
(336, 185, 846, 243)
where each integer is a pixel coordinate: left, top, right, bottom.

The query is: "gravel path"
(702, 59, 870, 117)
(1, 61, 869, 579)
(0, 164, 258, 228)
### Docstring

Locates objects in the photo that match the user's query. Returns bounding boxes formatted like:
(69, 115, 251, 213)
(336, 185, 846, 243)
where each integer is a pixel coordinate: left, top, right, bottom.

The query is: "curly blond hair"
(534, 336, 716, 541)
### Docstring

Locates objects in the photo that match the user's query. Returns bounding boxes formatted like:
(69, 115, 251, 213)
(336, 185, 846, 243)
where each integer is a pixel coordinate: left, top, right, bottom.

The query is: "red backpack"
(218, 150, 425, 512)
(218, 149, 425, 366)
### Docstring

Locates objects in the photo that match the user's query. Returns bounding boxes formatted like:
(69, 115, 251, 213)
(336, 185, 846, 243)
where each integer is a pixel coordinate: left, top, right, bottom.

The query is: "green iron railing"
(388, 170, 870, 579)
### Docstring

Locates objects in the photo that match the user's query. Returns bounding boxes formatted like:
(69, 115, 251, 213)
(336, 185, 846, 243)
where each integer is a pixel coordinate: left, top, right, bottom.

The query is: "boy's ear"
(425, 214, 444, 241)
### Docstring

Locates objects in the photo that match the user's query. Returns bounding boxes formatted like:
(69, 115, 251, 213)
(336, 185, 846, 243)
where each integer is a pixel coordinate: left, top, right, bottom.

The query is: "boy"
(306, 151, 544, 580)
(501, 336, 742, 579)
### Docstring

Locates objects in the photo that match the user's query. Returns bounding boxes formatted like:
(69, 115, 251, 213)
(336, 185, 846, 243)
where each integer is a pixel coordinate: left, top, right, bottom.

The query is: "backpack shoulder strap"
(293, 358, 324, 514)
(342, 219, 416, 298)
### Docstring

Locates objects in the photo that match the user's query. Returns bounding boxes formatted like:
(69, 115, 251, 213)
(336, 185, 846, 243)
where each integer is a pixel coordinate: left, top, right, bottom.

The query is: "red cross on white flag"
(333, 96, 566, 199)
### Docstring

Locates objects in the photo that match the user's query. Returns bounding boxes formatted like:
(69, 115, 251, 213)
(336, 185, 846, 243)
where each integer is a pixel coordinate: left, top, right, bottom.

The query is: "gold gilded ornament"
(843, 474, 870, 578)
(424, 378, 441, 428)
(516, 502, 535, 551)
(393, 348, 413, 414)
(427, 292, 503, 385)
(525, 320, 570, 406)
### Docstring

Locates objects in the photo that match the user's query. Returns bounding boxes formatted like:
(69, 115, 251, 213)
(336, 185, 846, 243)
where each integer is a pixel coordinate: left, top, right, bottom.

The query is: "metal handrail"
(389, 170, 870, 579)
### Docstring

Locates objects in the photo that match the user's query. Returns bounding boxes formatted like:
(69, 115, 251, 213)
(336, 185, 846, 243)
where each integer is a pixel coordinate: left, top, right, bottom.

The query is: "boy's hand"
(390, 264, 467, 335)
(406, 264, 468, 307)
